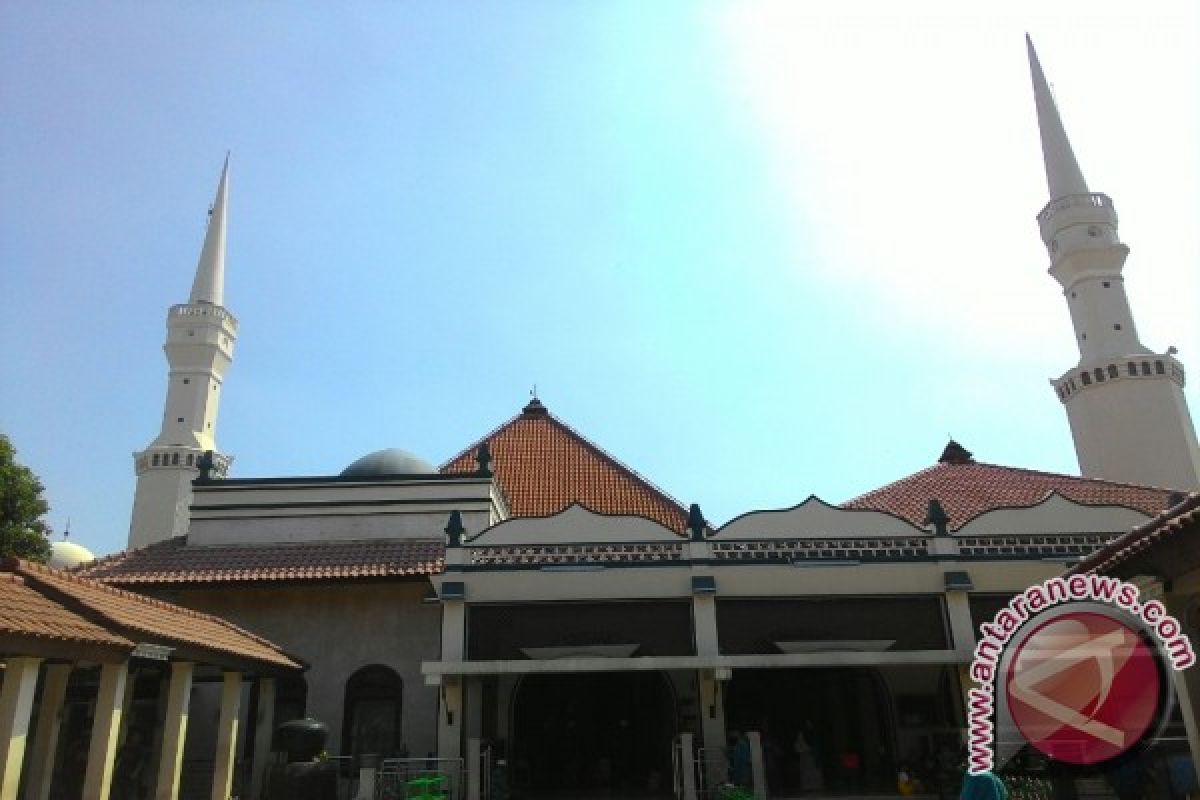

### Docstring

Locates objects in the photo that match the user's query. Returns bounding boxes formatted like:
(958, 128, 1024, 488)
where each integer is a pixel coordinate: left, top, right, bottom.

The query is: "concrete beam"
(423, 649, 965, 678)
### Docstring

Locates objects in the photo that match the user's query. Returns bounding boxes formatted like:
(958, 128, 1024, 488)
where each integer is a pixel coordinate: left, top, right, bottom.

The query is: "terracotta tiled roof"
(441, 399, 689, 533)
(1071, 492, 1200, 575)
(842, 443, 1175, 530)
(0, 571, 132, 650)
(1, 559, 301, 670)
(82, 536, 444, 585)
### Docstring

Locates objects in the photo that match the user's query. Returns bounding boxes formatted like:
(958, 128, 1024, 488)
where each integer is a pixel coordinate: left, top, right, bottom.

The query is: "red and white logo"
(1006, 611, 1162, 765)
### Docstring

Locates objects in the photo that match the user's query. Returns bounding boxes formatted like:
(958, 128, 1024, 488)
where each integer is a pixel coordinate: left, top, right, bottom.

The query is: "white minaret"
(128, 157, 238, 549)
(1028, 37, 1200, 489)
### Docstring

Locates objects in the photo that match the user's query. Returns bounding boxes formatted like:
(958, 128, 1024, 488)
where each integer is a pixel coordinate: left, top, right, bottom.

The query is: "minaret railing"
(169, 303, 238, 330)
(1036, 192, 1113, 224)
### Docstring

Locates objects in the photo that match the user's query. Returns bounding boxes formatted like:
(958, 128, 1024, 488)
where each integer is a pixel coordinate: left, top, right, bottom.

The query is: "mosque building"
(57, 36, 1200, 798)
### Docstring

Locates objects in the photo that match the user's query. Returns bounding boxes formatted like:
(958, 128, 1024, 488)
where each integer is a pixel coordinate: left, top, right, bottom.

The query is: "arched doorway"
(342, 665, 403, 760)
(510, 671, 676, 796)
(724, 667, 894, 795)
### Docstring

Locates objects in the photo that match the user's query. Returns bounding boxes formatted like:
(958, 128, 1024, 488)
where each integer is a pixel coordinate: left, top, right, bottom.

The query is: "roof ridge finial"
(1026, 35, 1089, 200)
(474, 443, 493, 478)
(521, 394, 548, 418)
(687, 503, 707, 541)
(189, 154, 230, 306)
(939, 440, 974, 465)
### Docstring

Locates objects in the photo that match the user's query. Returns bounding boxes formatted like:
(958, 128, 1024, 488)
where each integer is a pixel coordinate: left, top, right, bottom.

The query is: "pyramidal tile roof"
(842, 441, 1177, 530)
(441, 398, 689, 533)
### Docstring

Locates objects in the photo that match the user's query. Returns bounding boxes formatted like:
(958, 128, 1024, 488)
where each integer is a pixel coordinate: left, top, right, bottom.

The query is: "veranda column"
(464, 678, 482, 740)
(1165, 593, 1200, 771)
(687, 509, 727, 775)
(24, 662, 71, 800)
(0, 656, 43, 798)
(154, 661, 194, 800)
(117, 665, 138, 745)
(248, 677, 276, 800)
(944, 586, 978, 722)
(211, 671, 243, 800)
(438, 515, 468, 762)
(82, 660, 129, 800)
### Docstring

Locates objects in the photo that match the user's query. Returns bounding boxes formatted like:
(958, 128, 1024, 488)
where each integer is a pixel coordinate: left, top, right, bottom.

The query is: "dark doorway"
(724, 668, 895, 795)
(511, 672, 675, 797)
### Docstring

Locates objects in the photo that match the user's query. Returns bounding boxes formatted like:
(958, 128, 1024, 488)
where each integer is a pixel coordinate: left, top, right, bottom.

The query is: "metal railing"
(376, 757, 465, 800)
(696, 747, 729, 799)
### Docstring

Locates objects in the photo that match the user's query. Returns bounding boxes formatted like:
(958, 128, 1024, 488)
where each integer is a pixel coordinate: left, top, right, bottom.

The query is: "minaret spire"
(1030, 38, 1200, 490)
(1026, 35, 1089, 200)
(128, 156, 240, 549)
(189, 153, 229, 306)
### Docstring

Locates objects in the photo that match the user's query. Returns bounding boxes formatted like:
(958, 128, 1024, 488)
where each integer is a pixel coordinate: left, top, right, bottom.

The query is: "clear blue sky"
(2, 2, 1197, 557)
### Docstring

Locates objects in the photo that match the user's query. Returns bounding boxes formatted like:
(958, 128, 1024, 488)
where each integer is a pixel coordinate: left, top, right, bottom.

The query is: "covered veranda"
(0, 557, 303, 800)
(1070, 492, 1200, 793)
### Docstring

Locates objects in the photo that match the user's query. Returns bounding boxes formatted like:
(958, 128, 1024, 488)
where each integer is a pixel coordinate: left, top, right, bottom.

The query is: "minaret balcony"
(135, 447, 232, 477)
(169, 303, 239, 333)
(1037, 193, 1117, 244)
(1051, 355, 1186, 404)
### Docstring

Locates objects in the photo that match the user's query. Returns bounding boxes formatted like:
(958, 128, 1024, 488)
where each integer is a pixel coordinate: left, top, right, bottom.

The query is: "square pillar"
(691, 593, 720, 657)
(698, 670, 728, 788)
(745, 731, 766, 800)
(24, 662, 71, 800)
(0, 656, 43, 798)
(466, 737, 482, 800)
(465, 677, 483, 740)
(83, 660, 129, 800)
(1165, 593, 1200, 771)
(438, 678, 463, 762)
(675, 731, 697, 800)
(249, 677, 276, 800)
(945, 589, 977, 722)
(692, 578, 727, 782)
(945, 589, 977, 656)
(438, 597, 466, 761)
(154, 662, 194, 800)
(211, 671, 243, 800)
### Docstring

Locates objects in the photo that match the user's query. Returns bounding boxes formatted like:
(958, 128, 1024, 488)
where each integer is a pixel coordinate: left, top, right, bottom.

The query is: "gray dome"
(340, 448, 435, 478)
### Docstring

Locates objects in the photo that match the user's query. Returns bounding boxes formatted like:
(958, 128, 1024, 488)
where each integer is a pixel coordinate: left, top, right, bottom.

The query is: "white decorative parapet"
(714, 496, 926, 540)
(468, 503, 683, 545)
(454, 495, 1151, 567)
(955, 493, 1150, 537)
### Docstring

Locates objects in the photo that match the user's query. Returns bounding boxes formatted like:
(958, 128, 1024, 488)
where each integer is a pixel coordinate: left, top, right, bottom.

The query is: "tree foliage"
(0, 434, 52, 562)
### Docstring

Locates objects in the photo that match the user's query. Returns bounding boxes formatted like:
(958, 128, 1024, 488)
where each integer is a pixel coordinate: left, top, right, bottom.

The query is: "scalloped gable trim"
(713, 495, 928, 539)
(952, 490, 1153, 536)
(466, 502, 683, 545)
